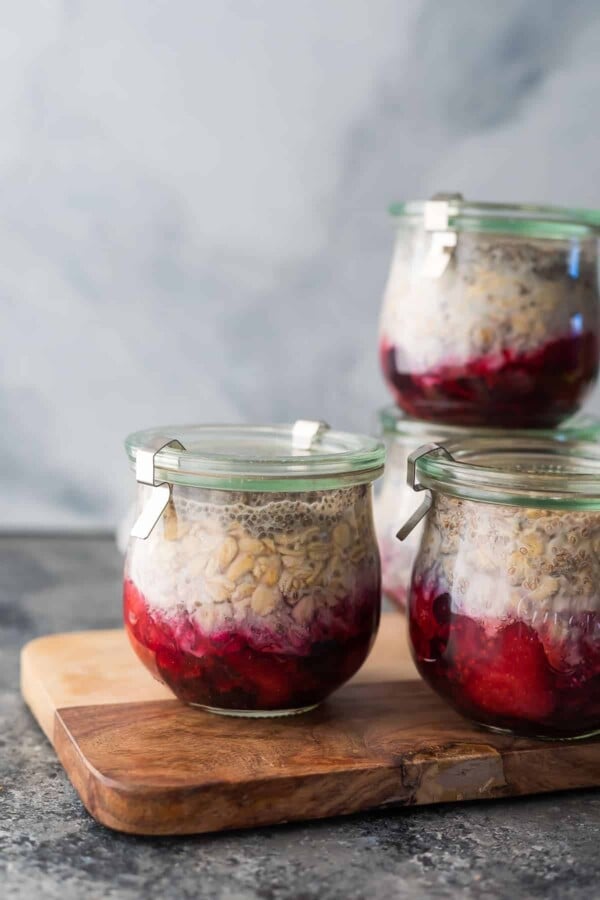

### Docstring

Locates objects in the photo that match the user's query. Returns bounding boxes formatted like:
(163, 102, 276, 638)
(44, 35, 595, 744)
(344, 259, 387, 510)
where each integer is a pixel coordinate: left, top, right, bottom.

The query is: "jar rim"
(415, 437, 600, 510)
(389, 198, 600, 240)
(125, 423, 385, 492)
(380, 405, 600, 443)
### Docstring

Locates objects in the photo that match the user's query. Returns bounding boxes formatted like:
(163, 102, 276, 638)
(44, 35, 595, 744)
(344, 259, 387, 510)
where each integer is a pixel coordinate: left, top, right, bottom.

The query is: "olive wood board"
(20, 613, 600, 836)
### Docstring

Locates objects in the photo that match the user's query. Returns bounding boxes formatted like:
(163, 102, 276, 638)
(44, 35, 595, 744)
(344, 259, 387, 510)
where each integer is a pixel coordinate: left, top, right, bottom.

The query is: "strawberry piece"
(462, 621, 555, 721)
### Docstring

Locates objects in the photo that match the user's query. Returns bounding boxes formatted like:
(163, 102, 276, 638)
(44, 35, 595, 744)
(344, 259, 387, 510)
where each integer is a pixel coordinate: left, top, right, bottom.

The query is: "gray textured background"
(2, 0, 600, 529)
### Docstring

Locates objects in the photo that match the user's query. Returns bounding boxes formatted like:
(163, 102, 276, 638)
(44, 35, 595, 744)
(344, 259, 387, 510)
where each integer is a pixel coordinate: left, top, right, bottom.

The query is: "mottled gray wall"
(2, 0, 600, 528)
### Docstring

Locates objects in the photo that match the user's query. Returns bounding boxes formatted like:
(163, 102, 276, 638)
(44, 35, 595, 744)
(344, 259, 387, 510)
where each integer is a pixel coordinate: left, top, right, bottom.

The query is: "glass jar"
(376, 406, 600, 612)
(400, 437, 600, 740)
(123, 422, 384, 717)
(379, 196, 600, 427)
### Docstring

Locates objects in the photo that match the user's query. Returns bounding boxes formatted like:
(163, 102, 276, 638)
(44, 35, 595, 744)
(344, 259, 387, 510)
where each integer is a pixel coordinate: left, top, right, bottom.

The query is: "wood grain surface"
(20, 614, 600, 836)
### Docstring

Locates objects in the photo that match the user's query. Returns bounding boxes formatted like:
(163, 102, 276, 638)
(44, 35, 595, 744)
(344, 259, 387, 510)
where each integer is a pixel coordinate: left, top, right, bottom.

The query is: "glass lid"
(389, 196, 600, 240)
(125, 422, 385, 492)
(380, 405, 600, 443)
(414, 436, 600, 510)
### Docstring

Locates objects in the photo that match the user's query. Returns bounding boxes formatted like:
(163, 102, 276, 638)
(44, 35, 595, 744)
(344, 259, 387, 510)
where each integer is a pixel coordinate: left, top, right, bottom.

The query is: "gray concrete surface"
(1, 535, 598, 899)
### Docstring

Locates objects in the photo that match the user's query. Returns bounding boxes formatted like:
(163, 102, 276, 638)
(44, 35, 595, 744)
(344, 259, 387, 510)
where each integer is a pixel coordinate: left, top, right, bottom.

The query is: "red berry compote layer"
(381, 332, 598, 428)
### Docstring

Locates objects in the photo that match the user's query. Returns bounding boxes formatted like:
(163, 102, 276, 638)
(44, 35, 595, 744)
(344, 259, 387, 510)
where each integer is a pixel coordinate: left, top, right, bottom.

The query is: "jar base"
(188, 702, 320, 718)
(474, 721, 600, 742)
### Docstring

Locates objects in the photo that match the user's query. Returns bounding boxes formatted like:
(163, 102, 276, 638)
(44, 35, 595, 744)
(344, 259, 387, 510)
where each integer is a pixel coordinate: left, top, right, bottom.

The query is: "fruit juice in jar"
(123, 423, 384, 716)
(379, 196, 600, 427)
(399, 438, 600, 739)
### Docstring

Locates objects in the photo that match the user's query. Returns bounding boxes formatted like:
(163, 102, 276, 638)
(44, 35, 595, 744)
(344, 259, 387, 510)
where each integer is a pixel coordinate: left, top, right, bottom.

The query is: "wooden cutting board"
(20, 614, 600, 836)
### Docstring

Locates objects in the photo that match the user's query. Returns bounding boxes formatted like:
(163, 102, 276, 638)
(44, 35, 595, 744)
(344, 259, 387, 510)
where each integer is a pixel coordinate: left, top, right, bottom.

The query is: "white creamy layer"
(127, 485, 378, 633)
(415, 494, 600, 621)
(380, 233, 597, 373)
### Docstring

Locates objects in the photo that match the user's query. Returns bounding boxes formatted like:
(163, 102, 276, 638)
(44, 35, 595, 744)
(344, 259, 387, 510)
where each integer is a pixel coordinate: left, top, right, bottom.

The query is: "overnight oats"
(123, 423, 384, 716)
(400, 438, 600, 739)
(375, 406, 600, 612)
(379, 197, 600, 427)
